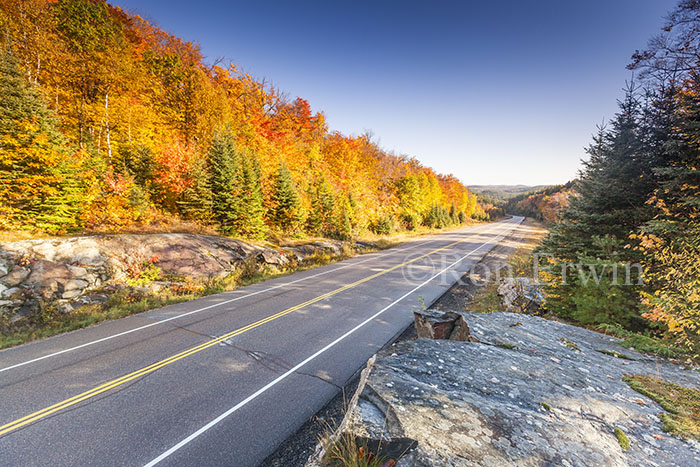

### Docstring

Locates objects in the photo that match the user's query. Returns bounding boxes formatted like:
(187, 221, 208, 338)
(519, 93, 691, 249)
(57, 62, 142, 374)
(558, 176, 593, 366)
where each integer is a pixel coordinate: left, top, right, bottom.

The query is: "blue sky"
(115, 0, 675, 185)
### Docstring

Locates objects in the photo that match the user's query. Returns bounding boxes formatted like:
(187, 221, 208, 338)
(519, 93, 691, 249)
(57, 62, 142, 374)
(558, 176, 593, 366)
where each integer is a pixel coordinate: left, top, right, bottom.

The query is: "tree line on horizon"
(0, 0, 484, 240)
(504, 182, 574, 223)
(537, 0, 700, 354)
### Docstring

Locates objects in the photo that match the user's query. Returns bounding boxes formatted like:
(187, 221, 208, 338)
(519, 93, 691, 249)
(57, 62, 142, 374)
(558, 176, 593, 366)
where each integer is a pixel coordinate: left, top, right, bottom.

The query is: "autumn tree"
(0, 0, 484, 238)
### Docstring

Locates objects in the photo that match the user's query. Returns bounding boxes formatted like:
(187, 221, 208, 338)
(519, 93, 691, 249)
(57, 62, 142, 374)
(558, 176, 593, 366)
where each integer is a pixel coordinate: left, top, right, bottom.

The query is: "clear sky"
(115, 0, 676, 186)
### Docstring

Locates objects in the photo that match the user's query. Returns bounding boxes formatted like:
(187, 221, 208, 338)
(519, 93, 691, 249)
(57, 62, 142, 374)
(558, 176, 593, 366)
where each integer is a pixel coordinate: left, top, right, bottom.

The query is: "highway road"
(0, 217, 523, 466)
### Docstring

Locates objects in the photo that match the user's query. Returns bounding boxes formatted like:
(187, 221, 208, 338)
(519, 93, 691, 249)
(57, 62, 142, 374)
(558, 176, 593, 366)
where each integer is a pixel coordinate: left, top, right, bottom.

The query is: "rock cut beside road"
(318, 312, 700, 466)
(0, 233, 372, 323)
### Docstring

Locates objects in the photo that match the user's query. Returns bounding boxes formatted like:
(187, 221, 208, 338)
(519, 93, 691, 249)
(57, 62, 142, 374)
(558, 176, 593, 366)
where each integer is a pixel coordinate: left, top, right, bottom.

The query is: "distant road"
(0, 217, 523, 466)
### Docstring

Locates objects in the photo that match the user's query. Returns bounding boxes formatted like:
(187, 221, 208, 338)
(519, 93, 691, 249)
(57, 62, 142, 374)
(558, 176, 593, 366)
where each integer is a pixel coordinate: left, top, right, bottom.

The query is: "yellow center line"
(0, 226, 501, 436)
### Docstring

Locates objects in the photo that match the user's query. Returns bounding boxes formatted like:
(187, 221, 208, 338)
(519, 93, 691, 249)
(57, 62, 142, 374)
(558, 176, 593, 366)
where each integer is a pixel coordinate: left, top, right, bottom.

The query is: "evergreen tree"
(235, 149, 267, 239)
(336, 192, 356, 240)
(449, 202, 458, 225)
(0, 46, 82, 232)
(637, 73, 700, 349)
(178, 153, 212, 222)
(306, 175, 336, 236)
(269, 161, 302, 233)
(118, 145, 155, 192)
(538, 85, 658, 328)
(208, 133, 240, 234)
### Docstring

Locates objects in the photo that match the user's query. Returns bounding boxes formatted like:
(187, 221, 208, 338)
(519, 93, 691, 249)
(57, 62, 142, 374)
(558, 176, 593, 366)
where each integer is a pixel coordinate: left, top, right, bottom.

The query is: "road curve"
(0, 217, 522, 466)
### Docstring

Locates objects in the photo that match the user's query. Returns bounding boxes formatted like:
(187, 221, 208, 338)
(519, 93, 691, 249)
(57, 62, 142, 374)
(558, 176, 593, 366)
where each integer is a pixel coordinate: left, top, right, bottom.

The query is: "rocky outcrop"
(0, 234, 373, 322)
(316, 312, 700, 466)
(498, 277, 544, 313)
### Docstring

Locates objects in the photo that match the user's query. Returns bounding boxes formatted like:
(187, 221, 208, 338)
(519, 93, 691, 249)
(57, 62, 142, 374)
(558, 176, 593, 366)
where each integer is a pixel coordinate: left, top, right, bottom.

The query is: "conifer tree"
(637, 73, 700, 349)
(270, 161, 302, 233)
(336, 192, 356, 240)
(208, 133, 240, 234)
(449, 202, 458, 224)
(235, 149, 267, 239)
(306, 175, 336, 236)
(178, 153, 212, 222)
(539, 85, 657, 327)
(0, 46, 82, 232)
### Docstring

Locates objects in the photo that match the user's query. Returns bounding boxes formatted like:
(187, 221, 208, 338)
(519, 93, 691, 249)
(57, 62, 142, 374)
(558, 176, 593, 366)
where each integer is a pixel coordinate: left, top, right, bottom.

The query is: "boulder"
(413, 309, 476, 342)
(259, 249, 289, 267)
(281, 247, 306, 262)
(498, 277, 544, 313)
(311, 241, 344, 255)
(413, 309, 460, 339)
(63, 279, 89, 291)
(326, 312, 700, 466)
(1, 287, 23, 299)
(3, 267, 30, 286)
(66, 265, 89, 278)
(60, 279, 90, 299)
(24, 260, 76, 299)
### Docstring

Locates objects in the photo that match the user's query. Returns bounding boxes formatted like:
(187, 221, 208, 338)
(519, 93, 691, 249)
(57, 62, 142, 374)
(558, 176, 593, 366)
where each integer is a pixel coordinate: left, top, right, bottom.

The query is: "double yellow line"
(0, 228, 494, 436)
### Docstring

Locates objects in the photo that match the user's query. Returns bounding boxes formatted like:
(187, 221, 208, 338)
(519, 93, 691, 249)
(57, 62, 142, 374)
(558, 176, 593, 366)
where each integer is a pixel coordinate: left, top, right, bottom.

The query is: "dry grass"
(0, 230, 51, 242)
(321, 432, 390, 467)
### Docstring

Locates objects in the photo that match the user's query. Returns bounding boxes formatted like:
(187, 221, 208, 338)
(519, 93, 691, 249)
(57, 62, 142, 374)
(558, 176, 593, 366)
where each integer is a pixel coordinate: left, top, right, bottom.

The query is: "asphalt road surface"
(0, 217, 523, 466)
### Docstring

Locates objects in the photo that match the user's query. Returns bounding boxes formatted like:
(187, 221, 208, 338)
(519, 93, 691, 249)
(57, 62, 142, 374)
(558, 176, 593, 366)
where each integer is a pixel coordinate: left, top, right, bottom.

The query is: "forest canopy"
(0, 0, 483, 239)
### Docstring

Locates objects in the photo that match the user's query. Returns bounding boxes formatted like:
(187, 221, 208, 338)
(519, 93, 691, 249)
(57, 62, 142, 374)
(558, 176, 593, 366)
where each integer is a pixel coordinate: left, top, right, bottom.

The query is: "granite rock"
(326, 312, 700, 466)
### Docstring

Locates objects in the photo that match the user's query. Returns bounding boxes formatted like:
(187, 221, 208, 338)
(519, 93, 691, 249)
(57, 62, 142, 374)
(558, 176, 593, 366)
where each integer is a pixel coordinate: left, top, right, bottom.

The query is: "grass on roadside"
(623, 374, 700, 441)
(321, 432, 390, 467)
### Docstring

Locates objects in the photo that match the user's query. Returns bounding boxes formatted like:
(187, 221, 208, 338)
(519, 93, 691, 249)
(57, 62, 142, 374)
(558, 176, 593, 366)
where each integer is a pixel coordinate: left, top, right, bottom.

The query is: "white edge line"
(0, 221, 502, 374)
(143, 220, 517, 466)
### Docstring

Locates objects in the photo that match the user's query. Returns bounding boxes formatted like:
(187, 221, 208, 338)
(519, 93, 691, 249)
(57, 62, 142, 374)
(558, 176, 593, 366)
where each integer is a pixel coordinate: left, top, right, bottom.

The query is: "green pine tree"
(235, 149, 268, 239)
(538, 85, 657, 328)
(306, 175, 336, 236)
(270, 161, 302, 234)
(208, 133, 240, 234)
(638, 73, 700, 349)
(449, 202, 458, 225)
(336, 192, 356, 240)
(178, 153, 213, 222)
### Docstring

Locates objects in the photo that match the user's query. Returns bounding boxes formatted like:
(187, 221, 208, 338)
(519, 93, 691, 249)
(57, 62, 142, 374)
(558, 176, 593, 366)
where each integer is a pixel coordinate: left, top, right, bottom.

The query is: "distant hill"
(468, 185, 552, 200)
